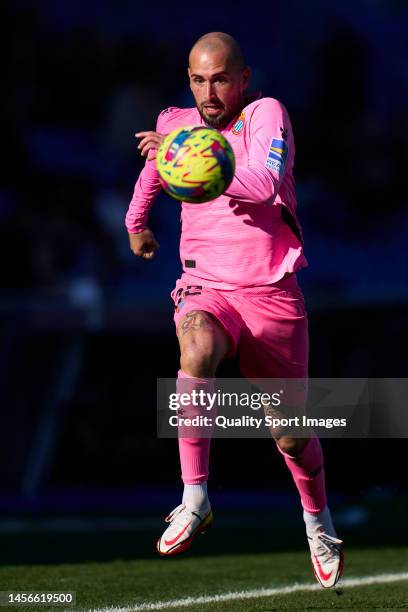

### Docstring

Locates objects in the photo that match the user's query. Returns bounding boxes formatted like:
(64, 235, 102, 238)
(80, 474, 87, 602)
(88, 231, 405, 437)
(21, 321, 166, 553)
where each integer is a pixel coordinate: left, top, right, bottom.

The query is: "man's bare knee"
(276, 436, 309, 457)
(180, 344, 217, 377)
(178, 310, 229, 377)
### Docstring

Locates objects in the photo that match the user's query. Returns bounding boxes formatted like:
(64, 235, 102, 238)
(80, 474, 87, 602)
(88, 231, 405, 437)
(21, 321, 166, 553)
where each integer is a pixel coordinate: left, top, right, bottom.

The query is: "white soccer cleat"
(156, 503, 213, 556)
(308, 531, 344, 588)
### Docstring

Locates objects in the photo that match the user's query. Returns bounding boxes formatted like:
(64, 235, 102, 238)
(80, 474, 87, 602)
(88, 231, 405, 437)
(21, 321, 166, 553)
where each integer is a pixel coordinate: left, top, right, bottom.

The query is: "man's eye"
(193, 78, 203, 84)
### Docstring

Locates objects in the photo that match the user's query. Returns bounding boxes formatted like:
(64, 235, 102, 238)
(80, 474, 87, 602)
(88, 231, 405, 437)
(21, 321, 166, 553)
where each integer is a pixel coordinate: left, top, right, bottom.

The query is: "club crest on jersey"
(265, 138, 288, 174)
(231, 112, 245, 135)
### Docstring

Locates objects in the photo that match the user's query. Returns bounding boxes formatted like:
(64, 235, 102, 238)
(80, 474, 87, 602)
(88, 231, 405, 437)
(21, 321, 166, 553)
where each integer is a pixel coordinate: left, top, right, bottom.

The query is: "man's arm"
(224, 98, 294, 205)
(125, 154, 162, 234)
(125, 112, 168, 258)
(125, 108, 170, 234)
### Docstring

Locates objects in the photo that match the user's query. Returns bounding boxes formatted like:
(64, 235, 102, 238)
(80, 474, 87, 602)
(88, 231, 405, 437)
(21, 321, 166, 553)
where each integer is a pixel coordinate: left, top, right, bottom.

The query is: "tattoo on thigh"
(180, 311, 212, 336)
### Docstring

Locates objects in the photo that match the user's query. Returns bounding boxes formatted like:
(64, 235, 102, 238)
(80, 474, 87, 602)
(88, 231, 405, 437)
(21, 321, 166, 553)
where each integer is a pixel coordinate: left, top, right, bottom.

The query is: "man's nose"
(205, 81, 216, 99)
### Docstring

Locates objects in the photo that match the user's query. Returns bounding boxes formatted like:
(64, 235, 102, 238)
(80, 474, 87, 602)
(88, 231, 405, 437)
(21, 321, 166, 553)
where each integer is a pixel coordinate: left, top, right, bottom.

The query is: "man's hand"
(135, 131, 165, 159)
(129, 228, 160, 260)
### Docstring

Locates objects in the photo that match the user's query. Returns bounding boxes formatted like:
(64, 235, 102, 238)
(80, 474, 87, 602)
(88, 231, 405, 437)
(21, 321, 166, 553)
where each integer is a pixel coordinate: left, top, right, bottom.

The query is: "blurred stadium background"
(0, 0, 407, 599)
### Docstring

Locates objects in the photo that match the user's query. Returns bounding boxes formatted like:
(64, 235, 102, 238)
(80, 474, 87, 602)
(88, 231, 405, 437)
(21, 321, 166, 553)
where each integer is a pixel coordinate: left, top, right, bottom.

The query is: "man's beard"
(198, 98, 244, 130)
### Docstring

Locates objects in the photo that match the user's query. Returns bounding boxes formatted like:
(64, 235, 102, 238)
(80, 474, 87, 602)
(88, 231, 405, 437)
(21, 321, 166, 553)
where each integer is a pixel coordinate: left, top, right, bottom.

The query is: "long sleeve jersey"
(125, 96, 307, 289)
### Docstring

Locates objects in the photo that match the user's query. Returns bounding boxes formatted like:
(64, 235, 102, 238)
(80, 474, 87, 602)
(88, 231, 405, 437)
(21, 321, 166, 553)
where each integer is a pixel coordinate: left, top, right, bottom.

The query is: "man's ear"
(241, 66, 251, 92)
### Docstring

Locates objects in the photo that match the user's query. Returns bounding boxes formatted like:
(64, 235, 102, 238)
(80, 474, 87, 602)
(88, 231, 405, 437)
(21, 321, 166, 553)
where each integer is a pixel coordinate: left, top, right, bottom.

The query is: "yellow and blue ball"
(156, 126, 235, 203)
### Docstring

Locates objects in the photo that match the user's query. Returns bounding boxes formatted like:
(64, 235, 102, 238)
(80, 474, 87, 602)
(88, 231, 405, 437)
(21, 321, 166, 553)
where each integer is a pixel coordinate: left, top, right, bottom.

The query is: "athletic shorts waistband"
(178, 272, 300, 296)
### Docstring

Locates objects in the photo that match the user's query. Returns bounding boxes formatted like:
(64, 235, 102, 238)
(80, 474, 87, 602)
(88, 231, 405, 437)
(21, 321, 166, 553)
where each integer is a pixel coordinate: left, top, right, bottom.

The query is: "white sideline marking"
(90, 571, 408, 611)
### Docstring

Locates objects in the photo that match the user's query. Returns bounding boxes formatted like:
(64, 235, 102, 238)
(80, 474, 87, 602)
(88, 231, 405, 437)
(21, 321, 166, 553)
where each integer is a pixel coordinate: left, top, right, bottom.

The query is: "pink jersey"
(125, 96, 307, 289)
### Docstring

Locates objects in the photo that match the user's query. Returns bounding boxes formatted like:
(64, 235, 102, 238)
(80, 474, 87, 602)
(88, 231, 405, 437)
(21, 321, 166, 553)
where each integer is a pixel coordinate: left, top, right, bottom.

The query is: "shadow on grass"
(1, 498, 408, 566)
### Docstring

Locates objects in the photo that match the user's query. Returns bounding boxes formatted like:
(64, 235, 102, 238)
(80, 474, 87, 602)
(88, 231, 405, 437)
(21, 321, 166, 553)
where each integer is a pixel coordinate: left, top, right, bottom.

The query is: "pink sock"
(278, 436, 327, 514)
(177, 370, 215, 485)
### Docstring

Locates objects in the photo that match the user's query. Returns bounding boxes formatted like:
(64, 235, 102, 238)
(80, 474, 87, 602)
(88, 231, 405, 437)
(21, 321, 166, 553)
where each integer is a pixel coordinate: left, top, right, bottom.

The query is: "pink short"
(171, 274, 308, 379)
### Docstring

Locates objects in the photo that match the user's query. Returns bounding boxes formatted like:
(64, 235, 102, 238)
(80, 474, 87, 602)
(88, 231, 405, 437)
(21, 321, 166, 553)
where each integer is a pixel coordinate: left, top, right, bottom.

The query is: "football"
(156, 126, 235, 203)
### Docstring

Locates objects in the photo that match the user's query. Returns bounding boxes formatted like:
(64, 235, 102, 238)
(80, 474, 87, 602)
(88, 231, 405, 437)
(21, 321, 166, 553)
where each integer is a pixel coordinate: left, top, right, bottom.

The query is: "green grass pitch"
(0, 503, 407, 611)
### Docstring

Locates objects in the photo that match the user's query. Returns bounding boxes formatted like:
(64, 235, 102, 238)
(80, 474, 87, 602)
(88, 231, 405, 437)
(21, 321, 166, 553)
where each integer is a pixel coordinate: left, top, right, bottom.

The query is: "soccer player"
(125, 32, 344, 588)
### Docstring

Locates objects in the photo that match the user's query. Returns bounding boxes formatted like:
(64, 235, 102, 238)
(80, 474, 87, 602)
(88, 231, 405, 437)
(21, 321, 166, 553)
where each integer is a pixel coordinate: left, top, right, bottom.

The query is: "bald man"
(125, 33, 344, 588)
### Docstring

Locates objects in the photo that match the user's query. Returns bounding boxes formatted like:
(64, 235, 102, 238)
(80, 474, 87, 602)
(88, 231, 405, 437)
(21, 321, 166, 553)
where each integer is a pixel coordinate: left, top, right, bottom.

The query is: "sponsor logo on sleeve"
(265, 137, 288, 174)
